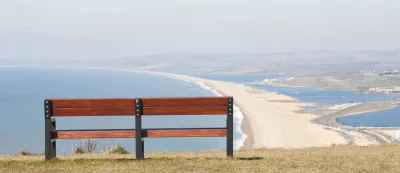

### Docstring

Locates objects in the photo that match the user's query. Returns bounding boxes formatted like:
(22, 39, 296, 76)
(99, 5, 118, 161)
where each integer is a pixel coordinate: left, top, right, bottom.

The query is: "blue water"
(0, 67, 228, 155)
(188, 73, 286, 83)
(338, 105, 400, 127)
(252, 85, 400, 105)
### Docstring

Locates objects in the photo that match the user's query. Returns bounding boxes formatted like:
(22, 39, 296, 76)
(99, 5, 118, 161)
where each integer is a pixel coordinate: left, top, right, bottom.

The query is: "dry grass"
(1, 144, 400, 173)
(73, 139, 99, 154)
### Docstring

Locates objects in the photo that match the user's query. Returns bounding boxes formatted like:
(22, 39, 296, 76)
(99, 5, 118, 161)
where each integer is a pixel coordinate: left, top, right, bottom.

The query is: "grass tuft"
(17, 151, 32, 156)
(72, 147, 86, 154)
(104, 144, 129, 155)
(72, 139, 99, 154)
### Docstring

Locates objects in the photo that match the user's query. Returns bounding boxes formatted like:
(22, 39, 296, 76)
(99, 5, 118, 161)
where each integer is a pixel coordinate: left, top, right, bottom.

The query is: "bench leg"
(51, 140, 56, 158)
(141, 140, 144, 159)
(136, 135, 144, 160)
(45, 117, 51, 160)
(45, 100, 56, 161)
(50, 119, 56, 159)
(45, 118, 56, 160)
(135, 130, 144, 160)
(135, 99, 144, 160)
(227, 97, 234, 157)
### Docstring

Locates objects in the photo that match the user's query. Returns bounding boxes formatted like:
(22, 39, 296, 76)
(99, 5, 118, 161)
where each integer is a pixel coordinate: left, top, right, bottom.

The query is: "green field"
(1, 144, 400, 173)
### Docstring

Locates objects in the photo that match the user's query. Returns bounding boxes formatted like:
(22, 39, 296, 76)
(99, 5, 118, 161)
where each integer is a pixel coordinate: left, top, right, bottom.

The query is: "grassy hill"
(1, 144, 400, 173)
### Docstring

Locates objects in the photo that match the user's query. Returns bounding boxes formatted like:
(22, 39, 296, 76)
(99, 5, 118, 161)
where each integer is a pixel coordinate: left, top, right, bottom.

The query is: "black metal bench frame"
(44, 97, 234, 160)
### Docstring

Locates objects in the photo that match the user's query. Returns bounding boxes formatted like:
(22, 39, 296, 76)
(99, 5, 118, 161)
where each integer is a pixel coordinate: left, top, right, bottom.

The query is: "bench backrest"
(47, 97, 229, 116)
(44, 97, 234, 160)
(47, 98, 135, 116)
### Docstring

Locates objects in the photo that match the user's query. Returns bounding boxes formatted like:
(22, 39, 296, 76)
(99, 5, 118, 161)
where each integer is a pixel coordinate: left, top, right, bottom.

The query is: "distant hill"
(4, 50, 400, 76)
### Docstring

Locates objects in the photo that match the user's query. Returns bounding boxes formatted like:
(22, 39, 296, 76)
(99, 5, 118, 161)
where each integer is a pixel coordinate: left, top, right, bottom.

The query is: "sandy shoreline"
(342, 104, 399, 117)
(81, 67, 349, 149)
(199, 83, 254, 149)
(1, 65, 351, 149)
(0, 65, 255, 148)
(312, 100, 399, 128)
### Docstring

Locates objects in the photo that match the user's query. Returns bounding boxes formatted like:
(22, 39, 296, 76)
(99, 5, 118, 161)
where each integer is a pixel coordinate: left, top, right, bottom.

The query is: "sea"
(1, 68, 400, 155)
(0, 67, 245, 155)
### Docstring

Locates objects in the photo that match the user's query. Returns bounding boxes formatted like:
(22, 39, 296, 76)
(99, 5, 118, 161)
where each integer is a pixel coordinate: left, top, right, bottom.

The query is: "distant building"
(379, 70, 400, 76)
(367, 86, 400, 94)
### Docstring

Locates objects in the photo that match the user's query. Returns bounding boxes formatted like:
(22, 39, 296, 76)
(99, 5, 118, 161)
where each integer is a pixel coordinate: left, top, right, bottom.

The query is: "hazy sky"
(0, 0, 399, 60)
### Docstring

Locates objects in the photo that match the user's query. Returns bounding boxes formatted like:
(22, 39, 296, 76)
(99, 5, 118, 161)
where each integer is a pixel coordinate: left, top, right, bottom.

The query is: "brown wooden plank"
(49, 98, 134, 108)
(54, 130, 136, 139)
(146, 129, 227, 137)
(143, 106, 227, 115)
(53, 107, 135, 116)
(142, 97, 228, 107)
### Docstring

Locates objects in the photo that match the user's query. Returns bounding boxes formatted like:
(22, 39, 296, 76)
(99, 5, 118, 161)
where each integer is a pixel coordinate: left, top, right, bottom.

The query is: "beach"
(80, 67, 350, 149)
(6, 65, 390, 149)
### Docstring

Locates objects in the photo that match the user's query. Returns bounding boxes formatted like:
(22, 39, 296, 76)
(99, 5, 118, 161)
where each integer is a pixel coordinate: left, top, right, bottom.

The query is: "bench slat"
(54, 129, 136, 139)
(53, 128, 227, 139)
(52, 107, 135, 116)
(49, 98, 134, 108)
(142, 97, 228, 107)
(146, 128, 227, 137)
(143, 106, 227, 115)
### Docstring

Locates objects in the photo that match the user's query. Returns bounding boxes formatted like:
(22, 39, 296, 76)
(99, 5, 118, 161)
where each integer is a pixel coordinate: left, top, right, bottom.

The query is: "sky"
(0, 0, 399, 61)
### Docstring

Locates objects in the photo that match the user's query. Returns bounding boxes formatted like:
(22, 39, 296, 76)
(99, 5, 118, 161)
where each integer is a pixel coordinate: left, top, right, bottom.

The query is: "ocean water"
(0, 68, 243, 155)
(337, 105, 400, 127)
(188, 73, 286, 83)
(252, 85, 400, 105)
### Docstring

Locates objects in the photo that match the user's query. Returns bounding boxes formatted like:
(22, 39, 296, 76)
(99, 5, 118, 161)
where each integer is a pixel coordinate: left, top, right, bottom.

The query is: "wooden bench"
(44, 97, 234, 160)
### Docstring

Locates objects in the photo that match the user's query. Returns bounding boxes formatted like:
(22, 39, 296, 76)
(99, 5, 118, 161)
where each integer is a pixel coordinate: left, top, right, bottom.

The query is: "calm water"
(338, 105, 400, 127)
(252, 85, 400, 105)
(188, 73, 286, 83)
(0, 68, 229, 155)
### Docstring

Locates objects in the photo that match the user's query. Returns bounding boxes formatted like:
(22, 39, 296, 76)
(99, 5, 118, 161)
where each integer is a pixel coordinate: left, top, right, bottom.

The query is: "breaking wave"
(195, 82, 248, 150)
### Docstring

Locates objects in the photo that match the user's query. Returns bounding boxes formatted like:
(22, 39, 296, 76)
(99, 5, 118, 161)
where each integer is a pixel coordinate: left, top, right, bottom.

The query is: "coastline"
(8, 65, 400, 147)
(0, 65, 253, 149)
(79, 66, 349, 148)
(144, 71, 255, 149)
(0, 66, 352, 148)
(255, 81, 359, 93)
(312, 100, 399, 127)
(196, 82, 253, 149)
(3, 65, 400, 150)
(340, 104, 399, 118)
(257, 80, 400, 94)
(194, 81, 249, 149)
